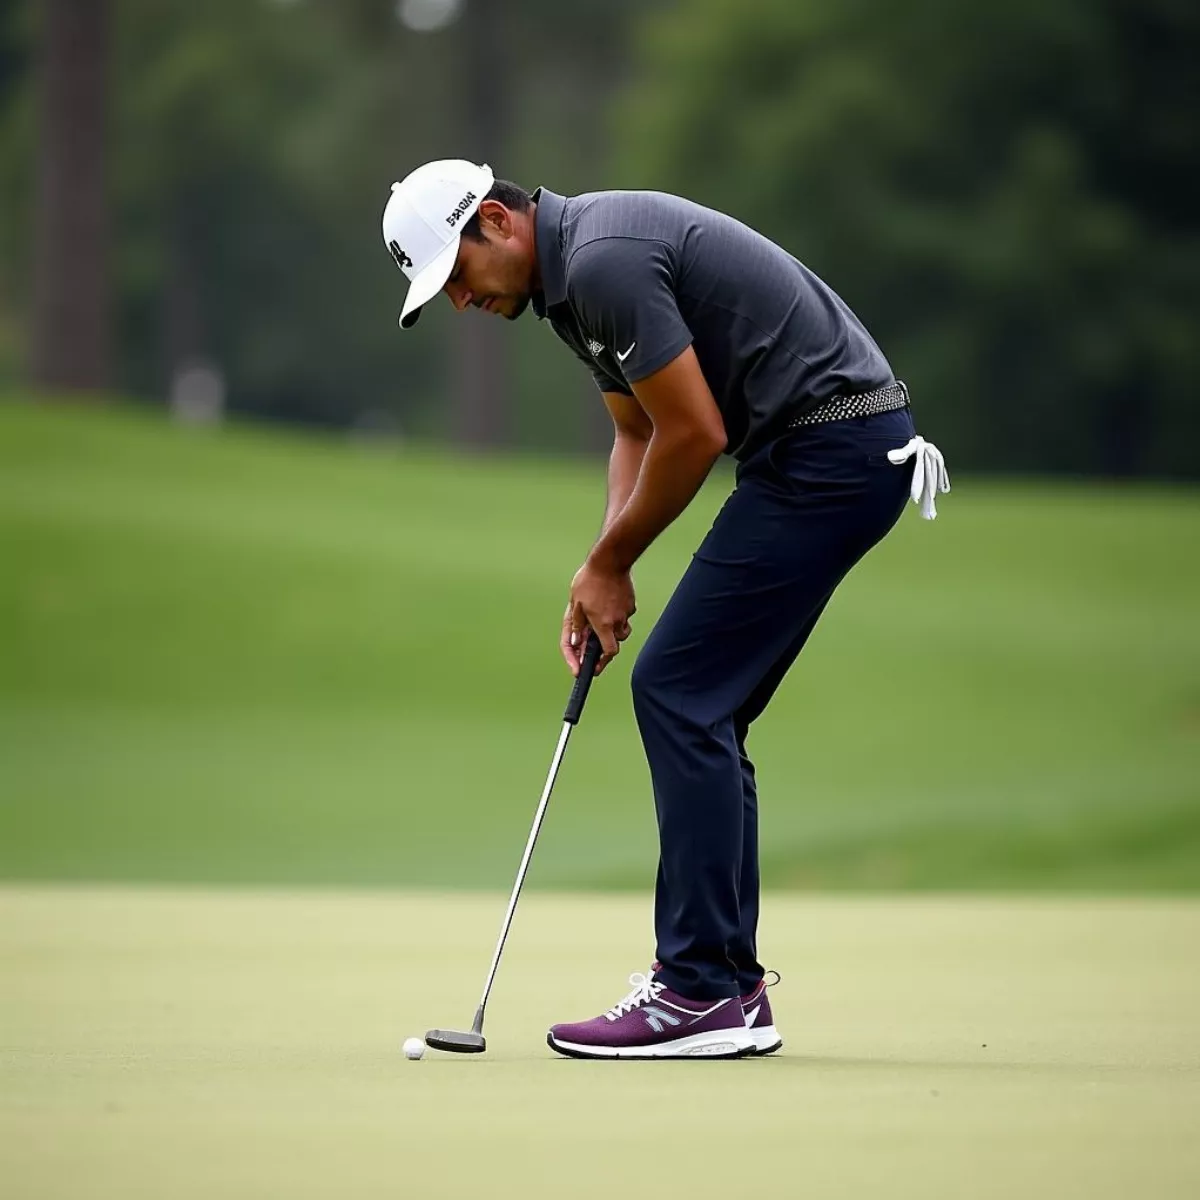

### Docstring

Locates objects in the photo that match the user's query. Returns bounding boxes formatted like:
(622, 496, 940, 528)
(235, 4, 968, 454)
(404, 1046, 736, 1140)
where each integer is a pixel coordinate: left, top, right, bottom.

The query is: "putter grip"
(563, 632, 603, 725)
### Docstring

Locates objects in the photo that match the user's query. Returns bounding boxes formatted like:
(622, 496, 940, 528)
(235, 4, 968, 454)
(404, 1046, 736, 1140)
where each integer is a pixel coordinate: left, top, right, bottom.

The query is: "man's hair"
(460, 179, 532, 242)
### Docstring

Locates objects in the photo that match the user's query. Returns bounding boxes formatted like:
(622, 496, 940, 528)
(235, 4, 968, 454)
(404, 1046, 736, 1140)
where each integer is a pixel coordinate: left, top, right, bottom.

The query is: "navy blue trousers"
(633, 407, 915, 1000)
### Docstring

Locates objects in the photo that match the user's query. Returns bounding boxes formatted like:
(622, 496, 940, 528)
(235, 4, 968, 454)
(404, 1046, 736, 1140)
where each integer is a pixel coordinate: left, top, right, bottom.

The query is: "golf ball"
(403, 1036, 425, 1060)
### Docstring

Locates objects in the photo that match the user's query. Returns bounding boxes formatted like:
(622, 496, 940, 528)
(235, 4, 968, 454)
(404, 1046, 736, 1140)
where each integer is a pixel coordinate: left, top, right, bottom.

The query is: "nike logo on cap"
(617, 341, 636, 363)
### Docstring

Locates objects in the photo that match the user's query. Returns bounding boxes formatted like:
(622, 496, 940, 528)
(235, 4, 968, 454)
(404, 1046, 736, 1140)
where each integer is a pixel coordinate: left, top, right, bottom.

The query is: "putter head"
(425, 1028, 487, 1054)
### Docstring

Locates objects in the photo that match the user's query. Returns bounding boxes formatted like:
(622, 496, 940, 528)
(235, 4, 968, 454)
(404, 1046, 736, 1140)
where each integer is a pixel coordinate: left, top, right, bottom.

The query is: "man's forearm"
(601, 431, 649, 534)
(591, 428, 722, 573)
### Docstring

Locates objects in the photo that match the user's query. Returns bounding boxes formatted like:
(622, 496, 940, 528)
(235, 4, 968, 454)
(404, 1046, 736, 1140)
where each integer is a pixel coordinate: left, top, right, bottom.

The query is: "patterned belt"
(786, 380, 910, 429)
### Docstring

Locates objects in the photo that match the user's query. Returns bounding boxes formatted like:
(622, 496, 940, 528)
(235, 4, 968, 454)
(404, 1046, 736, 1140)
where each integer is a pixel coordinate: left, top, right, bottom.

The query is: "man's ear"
(478, 200, 512, 238)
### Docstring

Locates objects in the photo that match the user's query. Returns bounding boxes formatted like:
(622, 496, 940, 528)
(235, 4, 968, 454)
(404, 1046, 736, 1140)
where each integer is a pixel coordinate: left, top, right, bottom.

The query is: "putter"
(425, 631, 604, 1054)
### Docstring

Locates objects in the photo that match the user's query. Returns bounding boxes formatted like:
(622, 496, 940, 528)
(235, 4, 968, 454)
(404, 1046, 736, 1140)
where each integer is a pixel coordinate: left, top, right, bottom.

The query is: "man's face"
(442, 203, 533, 320)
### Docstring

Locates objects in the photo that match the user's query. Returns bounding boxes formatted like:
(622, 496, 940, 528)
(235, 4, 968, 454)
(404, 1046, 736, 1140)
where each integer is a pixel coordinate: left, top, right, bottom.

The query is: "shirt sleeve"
(589, 363, 630, 395)
(565, 340, 631, 396)
(566, 238, 694, 385)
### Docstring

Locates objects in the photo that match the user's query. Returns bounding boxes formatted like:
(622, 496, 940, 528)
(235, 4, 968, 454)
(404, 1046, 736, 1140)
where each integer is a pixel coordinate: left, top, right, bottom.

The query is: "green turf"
(2, 398, 1198, 889)
(2, 887, 1198, 1198)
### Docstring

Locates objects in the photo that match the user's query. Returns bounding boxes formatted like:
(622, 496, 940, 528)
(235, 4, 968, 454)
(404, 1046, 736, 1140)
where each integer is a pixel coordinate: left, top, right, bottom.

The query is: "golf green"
(3, 887, 1198, 1198)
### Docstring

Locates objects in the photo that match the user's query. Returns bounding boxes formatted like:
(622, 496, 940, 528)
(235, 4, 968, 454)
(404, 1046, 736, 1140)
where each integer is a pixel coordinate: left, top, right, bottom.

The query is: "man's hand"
(561, 556, 636, 676)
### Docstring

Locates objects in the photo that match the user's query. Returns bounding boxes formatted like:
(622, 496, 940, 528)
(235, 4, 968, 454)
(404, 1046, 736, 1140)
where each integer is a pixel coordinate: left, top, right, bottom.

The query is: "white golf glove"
(887, 436, 951, 520)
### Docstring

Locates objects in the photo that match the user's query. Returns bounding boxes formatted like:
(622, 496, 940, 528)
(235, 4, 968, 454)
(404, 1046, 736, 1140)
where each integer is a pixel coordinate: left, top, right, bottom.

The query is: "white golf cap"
(382, 159, 495, 329)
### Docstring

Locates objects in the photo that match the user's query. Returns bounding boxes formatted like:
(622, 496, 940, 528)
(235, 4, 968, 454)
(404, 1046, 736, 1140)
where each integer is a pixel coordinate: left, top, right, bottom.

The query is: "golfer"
(382, 159, 948, 1059)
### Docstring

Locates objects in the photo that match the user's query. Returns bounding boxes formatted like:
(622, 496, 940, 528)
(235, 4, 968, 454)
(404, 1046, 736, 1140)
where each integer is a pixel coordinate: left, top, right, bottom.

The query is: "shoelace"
(887, 435, 951, 520)
(603, 971, 666, 1022)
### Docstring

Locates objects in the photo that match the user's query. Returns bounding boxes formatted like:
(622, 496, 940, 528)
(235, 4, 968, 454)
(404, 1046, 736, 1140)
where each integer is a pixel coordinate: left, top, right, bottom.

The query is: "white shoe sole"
(750, 1024, 783, 1056)
(548, 1027, 755, 1060)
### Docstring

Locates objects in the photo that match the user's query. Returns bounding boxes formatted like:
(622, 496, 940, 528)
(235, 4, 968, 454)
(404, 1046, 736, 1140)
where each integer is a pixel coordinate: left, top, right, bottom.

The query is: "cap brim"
(399, 238, 460, 329)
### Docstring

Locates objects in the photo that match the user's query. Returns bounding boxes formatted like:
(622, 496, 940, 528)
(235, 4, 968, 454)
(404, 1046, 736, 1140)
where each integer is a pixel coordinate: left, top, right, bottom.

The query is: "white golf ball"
(403, 1036, 425, 1060)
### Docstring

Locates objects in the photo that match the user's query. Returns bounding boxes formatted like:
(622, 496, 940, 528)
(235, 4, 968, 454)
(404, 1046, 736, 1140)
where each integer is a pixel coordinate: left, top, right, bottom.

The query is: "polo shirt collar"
(532, 186, 567, 319)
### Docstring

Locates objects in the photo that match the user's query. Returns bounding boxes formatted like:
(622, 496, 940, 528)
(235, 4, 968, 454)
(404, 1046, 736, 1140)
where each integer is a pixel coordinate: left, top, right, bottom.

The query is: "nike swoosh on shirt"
(616, 342, 636, 363)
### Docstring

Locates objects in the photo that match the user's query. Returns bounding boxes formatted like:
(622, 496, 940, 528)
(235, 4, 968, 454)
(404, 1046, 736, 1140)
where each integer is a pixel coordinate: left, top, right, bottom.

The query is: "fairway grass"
(3, 888, 1198, 1199)
(3, 399, 1200, 891)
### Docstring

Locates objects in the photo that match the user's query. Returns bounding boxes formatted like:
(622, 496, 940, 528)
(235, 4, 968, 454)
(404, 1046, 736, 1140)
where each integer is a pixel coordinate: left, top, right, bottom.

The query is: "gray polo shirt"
(531, 187, 894, 461)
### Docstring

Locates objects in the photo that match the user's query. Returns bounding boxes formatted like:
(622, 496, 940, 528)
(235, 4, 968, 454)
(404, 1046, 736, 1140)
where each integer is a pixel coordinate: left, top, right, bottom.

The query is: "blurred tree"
(31, 0, 112, 393)
(0, 2, 33, 384)
(614, 0, 1200, 477)
(113, 0, 342, 418)
(453, 0, 510, 449)
(2, 0, 652, 450)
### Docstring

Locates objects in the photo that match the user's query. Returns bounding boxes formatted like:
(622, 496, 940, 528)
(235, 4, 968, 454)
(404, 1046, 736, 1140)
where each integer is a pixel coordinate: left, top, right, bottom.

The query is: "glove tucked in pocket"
(887, 436, 951, 520)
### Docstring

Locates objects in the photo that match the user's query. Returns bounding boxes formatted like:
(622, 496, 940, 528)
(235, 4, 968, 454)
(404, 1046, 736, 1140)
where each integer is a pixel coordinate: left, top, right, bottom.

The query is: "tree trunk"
(453, 0, 508, 449)
(31, 0, 111, 394)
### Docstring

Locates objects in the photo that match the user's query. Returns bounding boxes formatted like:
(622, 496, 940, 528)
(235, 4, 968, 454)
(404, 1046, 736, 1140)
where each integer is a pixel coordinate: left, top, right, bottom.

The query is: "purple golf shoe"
(548, 971, 755, 1060)
(641, 960, 784, 1056)
(741, 970, 783, 1056)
